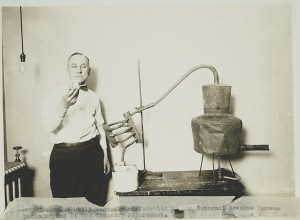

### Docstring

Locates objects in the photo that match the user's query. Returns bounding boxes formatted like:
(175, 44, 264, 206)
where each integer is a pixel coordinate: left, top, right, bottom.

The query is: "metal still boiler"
(103, 64, 269, 195)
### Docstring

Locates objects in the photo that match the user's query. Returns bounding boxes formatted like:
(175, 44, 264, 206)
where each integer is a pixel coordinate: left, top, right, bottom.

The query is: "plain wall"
(2, 2, 294, 199)
(0, 6, 5, 212)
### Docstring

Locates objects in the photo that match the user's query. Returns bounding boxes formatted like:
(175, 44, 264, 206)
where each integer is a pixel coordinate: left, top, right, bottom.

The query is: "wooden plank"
(117, 170, 244, 197)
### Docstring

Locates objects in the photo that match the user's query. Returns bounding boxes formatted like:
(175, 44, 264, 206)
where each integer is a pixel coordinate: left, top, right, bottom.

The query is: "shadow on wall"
(88, 68, 113, 205)
(21, 149, 36, 197)
(100, 98, 114, 205)
(86, 66, 98, 92)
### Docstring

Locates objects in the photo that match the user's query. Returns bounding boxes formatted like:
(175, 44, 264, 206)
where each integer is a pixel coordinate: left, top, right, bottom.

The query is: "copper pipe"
(130, 65, 219, 115)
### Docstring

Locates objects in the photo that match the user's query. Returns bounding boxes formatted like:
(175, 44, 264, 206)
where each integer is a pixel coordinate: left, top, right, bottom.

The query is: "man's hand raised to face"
(62, 87, 80, 108)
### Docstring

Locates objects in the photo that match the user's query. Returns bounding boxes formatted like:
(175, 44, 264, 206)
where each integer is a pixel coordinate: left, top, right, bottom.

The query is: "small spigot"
(13, 146, 22, 162)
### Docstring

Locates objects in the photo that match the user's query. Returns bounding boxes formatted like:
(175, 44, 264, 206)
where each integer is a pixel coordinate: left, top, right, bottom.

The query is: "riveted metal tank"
(191, 84, 242, 156)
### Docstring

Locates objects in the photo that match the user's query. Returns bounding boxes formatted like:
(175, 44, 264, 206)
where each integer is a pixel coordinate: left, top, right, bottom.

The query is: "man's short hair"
(68, 52, 89, 66)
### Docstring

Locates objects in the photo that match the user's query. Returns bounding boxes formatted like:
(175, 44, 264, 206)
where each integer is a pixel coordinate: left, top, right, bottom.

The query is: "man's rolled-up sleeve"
(95, 102, 107, 149)
(42, 92, 64, 133)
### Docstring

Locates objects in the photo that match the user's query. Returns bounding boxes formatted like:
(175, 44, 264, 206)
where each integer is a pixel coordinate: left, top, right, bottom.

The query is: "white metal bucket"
(112, 161, 139, 193)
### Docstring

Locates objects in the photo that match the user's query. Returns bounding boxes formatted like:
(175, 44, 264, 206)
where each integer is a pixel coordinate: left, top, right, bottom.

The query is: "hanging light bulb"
(19, 52, 26, 75)
(19, 6, 26, 75)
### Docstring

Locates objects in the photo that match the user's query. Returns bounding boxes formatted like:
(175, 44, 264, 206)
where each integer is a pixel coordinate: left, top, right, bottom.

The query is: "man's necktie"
(79, 84, 88, 91)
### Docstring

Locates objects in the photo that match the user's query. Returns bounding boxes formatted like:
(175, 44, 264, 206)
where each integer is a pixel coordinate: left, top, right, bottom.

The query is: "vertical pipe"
(138, 61, 146, 171)
(292, 0, 300, 197)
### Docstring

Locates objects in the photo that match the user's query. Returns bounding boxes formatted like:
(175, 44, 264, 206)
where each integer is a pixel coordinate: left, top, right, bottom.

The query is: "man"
(42, 52, 110, 206)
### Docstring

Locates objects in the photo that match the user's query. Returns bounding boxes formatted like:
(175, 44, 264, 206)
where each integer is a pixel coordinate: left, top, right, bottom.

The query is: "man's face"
(67, 54, 90, 85)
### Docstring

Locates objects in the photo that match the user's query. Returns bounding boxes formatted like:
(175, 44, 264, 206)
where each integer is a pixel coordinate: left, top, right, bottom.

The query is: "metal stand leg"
(212, 153, 216, 185)
(217, 156, 222, 179)
(227, 155, 235, 175)
(199, 154, 204, 176)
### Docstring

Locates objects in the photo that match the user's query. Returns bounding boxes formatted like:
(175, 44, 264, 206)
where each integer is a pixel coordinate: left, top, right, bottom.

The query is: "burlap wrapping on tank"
(192, 114, 242, 155)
